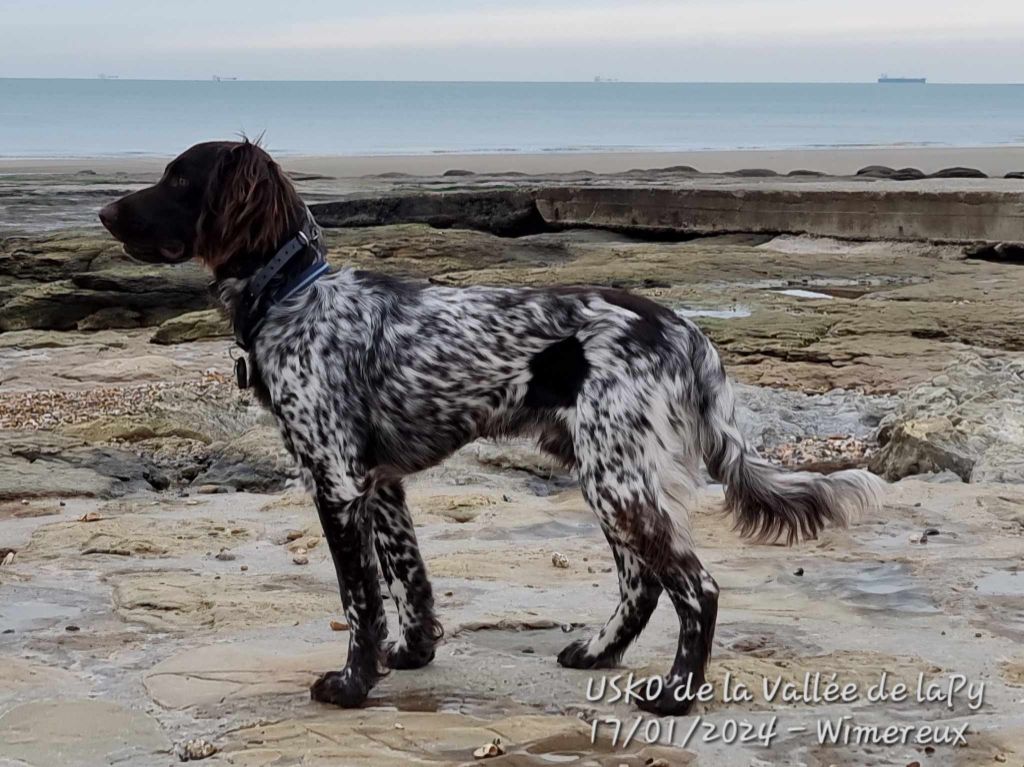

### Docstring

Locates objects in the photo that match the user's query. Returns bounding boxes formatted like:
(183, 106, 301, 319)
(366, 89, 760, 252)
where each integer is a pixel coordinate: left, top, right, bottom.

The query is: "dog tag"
(234, 356, 249, 390)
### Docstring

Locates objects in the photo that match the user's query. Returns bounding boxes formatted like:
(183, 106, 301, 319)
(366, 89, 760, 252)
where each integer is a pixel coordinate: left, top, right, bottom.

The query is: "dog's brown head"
(99, 139, 304, 274)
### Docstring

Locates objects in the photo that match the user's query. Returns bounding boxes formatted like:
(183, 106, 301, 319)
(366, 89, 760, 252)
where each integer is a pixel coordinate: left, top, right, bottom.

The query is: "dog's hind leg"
(372, 480, 442, 669)
(570, 372, 718, 714)
(557, 541, 661, 669)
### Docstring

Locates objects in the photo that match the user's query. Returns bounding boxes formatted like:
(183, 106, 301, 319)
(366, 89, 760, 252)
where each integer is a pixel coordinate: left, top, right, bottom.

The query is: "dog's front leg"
(310, 488, 387, 707)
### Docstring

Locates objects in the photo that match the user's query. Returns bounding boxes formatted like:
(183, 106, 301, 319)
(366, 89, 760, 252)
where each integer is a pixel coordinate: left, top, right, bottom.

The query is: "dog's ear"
(196, 140, 303, 271)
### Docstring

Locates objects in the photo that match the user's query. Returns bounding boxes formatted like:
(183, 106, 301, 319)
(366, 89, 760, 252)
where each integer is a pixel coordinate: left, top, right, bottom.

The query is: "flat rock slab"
(0, 699, 169, 767)
(20, 515, 251, 561)
(144, 639, 348, 709)
(110, 571, 339, 632)
(219, 711, 685, 767)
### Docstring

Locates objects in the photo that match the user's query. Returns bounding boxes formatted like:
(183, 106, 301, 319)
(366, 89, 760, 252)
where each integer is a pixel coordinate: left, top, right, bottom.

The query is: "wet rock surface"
(2, 171, 1023, 766)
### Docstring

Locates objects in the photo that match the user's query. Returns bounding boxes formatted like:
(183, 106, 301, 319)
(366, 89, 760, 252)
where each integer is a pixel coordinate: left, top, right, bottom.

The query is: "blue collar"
(233, 212, 330, 351)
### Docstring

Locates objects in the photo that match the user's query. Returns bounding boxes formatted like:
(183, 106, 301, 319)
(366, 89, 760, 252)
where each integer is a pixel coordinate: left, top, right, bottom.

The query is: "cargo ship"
(878, 74, 926, 84)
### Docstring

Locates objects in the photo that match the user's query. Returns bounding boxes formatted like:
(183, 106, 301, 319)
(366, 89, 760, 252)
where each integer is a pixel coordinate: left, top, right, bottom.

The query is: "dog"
(99, 139, 883, 715)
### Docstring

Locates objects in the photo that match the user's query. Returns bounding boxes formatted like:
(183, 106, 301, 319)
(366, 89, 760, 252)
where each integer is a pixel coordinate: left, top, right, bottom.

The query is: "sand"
(2, 144, 1024, 177)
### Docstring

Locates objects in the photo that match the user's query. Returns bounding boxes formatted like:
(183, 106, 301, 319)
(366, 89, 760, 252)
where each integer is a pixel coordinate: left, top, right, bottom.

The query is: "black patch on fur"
(524, 336, 590, 409)
(598, 289, 676, 347)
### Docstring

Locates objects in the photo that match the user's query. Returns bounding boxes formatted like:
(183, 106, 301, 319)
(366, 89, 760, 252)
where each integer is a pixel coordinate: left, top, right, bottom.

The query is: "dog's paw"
(557, 637, 613, 670)
(634, 675, 698, 717)
(310, 668, 371, 707)
(384, 639, 436, 670)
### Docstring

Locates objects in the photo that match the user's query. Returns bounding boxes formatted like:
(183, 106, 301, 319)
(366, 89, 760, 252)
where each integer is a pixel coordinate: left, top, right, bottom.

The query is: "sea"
(1, 79, 1023, 158)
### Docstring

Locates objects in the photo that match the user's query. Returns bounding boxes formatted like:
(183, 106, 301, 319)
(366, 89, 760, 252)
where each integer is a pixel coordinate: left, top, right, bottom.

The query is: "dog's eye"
(172, 176, 190, 189)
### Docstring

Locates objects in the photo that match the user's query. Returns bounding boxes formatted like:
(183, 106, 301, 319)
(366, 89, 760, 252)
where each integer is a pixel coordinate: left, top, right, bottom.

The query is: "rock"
(111, 572, 336, 632)
(0, 329, 128, 350)
(1006, 171, 1024, 179)
(189, 425, 293, 492)
(724, 168, 778, 177)
(310, 191, 550, 237)
(64, 415, 210, 444)
(0, 231, 129, 281)
(891, 167, 927, 181)
(0, 429, 167, 500)
(930, 166, 988, 179)
(442, 169, 475, 177)
(0, 699, 169, 767)
(871, 354, 1024, 482)
(20, 515, 251, 562)
(177, 738, 217, 761)
(787, 169, 827, 177)
(469, 439, 565, 479)
(151, 309, 231, 345)
(0, 265, 211, 332)
(473, 738, 506, 759)
(292, 554, 309, 565)
(76, 306, 143, 330)
(551, 552, 570, 569)
(58, 355, 184, 383)
(856, 165, 896, 178)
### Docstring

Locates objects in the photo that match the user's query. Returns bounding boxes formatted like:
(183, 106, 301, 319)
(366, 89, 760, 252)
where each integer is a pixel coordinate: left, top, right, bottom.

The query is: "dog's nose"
(98, 203, 118, 230)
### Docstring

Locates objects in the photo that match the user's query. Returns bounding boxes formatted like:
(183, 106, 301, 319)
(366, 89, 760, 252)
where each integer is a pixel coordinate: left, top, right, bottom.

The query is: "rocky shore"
(1, 166, 1023, 767)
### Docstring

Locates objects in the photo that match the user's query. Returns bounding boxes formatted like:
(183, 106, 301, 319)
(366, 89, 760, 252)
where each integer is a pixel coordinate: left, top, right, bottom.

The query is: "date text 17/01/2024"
(591, 715, 971, 750)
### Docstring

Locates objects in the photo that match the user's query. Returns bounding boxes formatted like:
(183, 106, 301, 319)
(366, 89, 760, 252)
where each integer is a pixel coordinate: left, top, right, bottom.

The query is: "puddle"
(0, 599, 83, 633)
(675, 306, 752, 320)
(775, 289, 835, 300)
(976, 569, 1024, 597)
(0, 583, 89, 633)
(804, 563, 937, 614)
(369, 690, 504, 717)
(855, 522, 965, 553)
(472, 520, 599, 542)
(465, 626, 583, 657)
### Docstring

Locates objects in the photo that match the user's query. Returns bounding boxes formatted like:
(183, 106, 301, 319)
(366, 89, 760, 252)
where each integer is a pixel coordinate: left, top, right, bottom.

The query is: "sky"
(1, 0, 1023, 82)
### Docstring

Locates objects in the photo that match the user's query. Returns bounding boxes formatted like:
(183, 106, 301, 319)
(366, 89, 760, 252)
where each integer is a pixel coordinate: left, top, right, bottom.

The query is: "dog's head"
(99, 139, 304, 273)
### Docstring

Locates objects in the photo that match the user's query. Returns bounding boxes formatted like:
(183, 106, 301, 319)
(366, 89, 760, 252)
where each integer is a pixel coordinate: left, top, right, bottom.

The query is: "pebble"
(1, 551, 14, 567)
(0, 373, 238, 431)
(293, 555, 309, 566)
(78, 512, 102, 523)
(551, 552, 570, 569)
(330, 620, 350, 631)
(285, 529, 304, 542)
(924, 527, 940, 536)
(473, 739, 505, 759)
(65, 625, 80, 632)
(214, 549, 236, 562)
(176, 738, 217, 762)
(793, 567, 805, 576)
(239, 565, 248, 572)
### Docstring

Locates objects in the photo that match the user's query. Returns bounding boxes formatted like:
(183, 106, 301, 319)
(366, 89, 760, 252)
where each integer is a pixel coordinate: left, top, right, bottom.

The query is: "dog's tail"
(694, 338, 884, 544)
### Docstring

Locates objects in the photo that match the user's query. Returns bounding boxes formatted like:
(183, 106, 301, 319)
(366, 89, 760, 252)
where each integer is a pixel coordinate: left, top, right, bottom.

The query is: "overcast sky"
(2, 0, 1023, 82)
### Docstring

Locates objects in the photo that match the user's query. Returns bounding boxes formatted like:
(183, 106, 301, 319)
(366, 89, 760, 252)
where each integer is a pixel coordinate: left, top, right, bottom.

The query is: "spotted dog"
(99, 140, 883, 715)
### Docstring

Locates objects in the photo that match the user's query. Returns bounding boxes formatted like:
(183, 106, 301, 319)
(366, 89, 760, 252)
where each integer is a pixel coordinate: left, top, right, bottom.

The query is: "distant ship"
(97, 74, 119, 80)
(878, 74, 926, 84)
(212, 75, 238, 82)
(593, 75, 619, 83)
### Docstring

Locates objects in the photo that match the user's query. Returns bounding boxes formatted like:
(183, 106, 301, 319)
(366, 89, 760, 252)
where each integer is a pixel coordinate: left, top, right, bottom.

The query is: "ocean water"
(1, 79, 1023, 158)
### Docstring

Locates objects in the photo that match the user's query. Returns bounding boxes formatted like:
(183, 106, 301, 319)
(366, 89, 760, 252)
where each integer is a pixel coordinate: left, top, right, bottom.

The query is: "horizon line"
(3, 76, 1023, 86)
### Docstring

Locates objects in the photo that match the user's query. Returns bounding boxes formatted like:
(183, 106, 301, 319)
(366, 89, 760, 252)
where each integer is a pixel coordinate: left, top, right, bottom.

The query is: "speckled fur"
(100, 141, 882, 715)
(225, 262, 882, 714)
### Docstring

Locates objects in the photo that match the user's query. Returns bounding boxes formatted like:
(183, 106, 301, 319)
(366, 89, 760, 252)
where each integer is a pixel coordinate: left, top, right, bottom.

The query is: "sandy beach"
(2, 144, 1024, 177)
(1, 153, 1023, 766)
